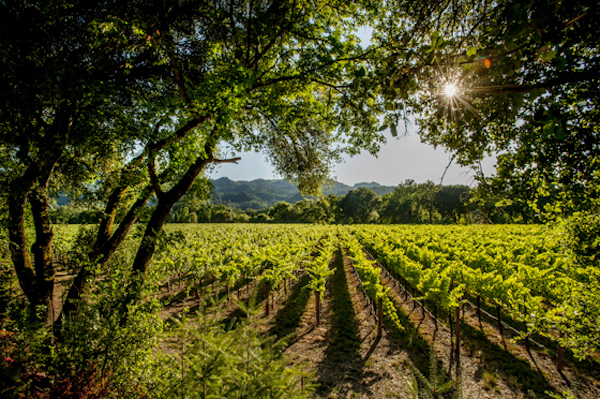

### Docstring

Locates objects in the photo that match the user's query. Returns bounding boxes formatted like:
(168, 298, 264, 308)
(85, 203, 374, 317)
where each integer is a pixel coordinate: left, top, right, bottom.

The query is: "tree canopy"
(376, 0, 600, 216)
(1, 0, 395, 324)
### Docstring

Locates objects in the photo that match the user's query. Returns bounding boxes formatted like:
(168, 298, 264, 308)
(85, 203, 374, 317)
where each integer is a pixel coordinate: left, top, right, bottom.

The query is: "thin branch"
(564, 13, 587, 28)
(311, 79, 352, 91)
(469, 68, 600, 94)
(439, 153, 457, 186)
(212, 157, 241, 164)
(169, 50, 190, 104)
(456, 2, 502, 48)
(148, 155, 163, 195)
(148, 114, 211, 152)
(309, 79, 363, 113)
(250, 21, 294, 70)
(250, 50, 379, 91)
(245, 0, 253, 66)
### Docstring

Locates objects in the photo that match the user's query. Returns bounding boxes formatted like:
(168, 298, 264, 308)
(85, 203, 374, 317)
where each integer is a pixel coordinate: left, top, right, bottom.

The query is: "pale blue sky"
(208, 26, 497, 187)
(209, 131, 496, 187)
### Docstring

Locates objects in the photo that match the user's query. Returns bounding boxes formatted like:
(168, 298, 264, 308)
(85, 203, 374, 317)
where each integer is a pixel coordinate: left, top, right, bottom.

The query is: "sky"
(208, 26, 497, 187)
(208, 131, 497, 187)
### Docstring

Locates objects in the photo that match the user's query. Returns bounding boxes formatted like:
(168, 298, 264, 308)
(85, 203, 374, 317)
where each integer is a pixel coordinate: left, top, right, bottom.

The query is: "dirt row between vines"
(276, 248, 414, 398)
(364, 249, 600, 399)
(258, 245, 599, 399)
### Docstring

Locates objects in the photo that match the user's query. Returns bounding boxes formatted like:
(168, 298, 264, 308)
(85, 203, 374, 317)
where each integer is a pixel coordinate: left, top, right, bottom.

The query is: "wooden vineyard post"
(522, 302, 529, 352)
(315, 291, 320, 326)
(557, 331, 565, 372)
(477, 296, 482, 330)
(455, 306, 461, 372)
(376, 297, 383, 339)
(449, 309, 454, 343)
(496, 305, 506, 349)
(265, 281, 270, 317)
(524, 321, 530, 352)
(448, 309, 454, 373)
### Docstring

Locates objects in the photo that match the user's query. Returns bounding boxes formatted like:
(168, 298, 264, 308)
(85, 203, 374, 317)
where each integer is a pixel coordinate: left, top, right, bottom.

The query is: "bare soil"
(260, 248, 600, 398)
(280, 250, 414, 399)
(366, 249, 600, 399)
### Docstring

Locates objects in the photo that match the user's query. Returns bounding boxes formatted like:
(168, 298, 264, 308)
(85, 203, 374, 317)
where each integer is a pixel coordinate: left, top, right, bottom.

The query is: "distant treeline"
(50, 180, 537, 225)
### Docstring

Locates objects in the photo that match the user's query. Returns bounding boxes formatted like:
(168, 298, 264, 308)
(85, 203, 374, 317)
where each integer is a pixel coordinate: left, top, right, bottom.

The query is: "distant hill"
(209, 177, 395, 210)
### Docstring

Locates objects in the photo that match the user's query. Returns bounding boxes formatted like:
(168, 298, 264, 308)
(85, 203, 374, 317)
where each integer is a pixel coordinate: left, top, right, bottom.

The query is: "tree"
(433, 185, 470, 224)
(268, 201, 294, 222)
(2, 0, 390, 326)
(374, 0, 600, 216)
(293, 199, 328, 224)
(317, 194, 343, 224)
(380, 180, 420, 224)
(339, 188, 382, 223)
(1, 0, 142, 324)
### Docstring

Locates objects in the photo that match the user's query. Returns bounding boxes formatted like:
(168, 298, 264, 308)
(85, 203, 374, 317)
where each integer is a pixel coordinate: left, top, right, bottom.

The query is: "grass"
(482, 370, 500, 391)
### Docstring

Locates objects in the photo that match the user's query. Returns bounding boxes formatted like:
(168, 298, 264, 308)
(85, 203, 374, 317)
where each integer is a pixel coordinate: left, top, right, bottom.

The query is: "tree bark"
(7, 189, 36, 303)
(57, 185, 154, 325)
(28, 186, 56, 325)
(95, 186, 128, 252)
(8, 147, 62, 324)
(131, 154, 212, 275)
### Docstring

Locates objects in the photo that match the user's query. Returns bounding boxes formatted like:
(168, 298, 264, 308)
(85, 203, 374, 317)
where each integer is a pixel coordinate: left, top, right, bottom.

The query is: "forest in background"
(50, 177, 541, 225)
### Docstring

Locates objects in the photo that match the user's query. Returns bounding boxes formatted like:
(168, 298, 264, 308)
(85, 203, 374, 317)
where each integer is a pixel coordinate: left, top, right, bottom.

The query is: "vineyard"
(2, 224, 600, 398)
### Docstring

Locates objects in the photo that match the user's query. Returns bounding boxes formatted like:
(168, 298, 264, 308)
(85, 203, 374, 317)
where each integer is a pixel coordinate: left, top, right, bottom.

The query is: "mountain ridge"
(209, 177, 396, 210)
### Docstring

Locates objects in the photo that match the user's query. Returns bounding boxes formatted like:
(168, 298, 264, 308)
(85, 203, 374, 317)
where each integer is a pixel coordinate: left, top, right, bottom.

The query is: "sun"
(444, 83, 458, 97)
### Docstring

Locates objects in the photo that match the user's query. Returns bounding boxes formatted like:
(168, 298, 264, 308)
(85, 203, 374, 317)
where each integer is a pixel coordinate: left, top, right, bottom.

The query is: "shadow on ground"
(461, 322, 559, 398)
(269, 273, 312, 342)
(314, 249, 380, 398)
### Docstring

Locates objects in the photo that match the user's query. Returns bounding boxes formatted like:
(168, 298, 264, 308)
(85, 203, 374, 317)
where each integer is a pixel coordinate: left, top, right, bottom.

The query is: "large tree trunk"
(122, 143, 238, 316)
(28, 186, 56, 325)
(7, 189, 37, 305)
(8, 151, 61, 324)
(57, 185, 154, 326)
(131, 154, 212, 275)
(115, 154, 214, 321)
